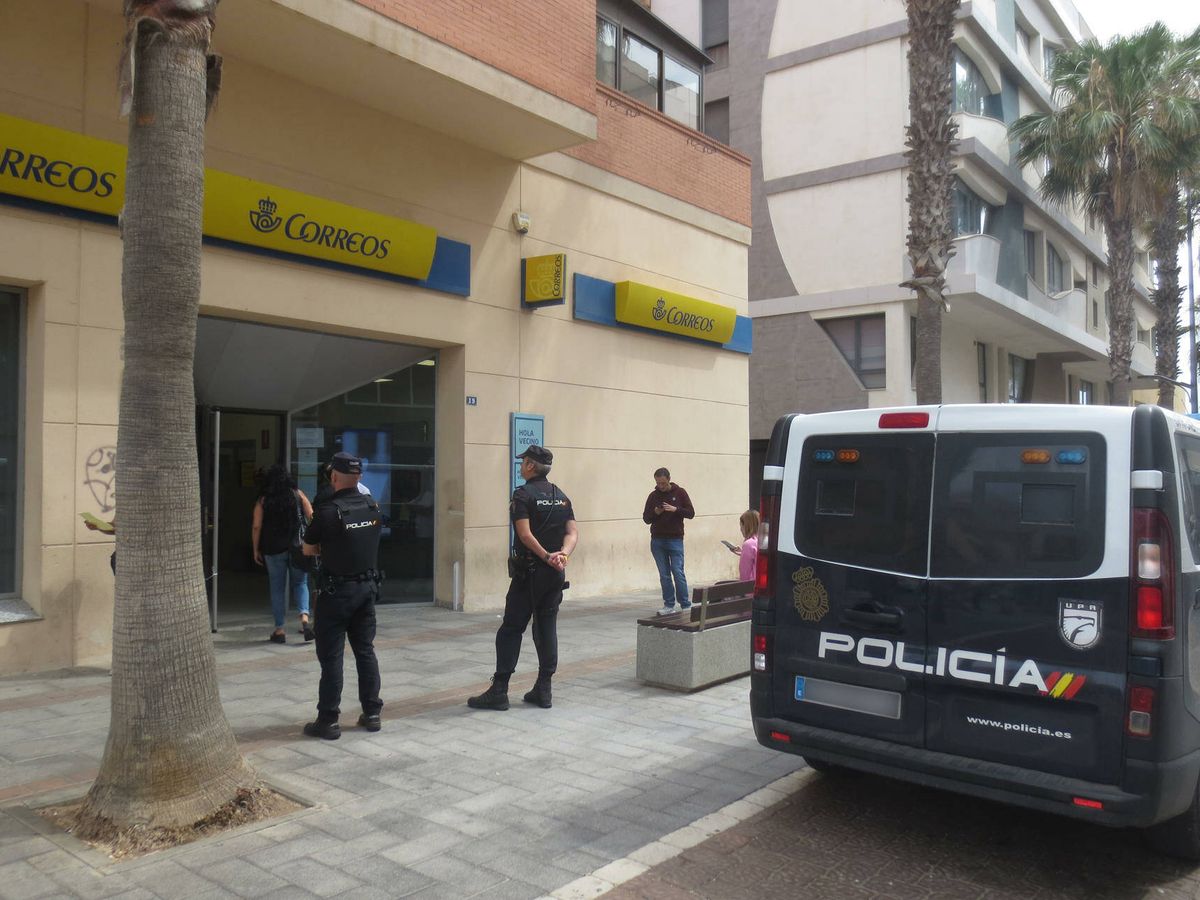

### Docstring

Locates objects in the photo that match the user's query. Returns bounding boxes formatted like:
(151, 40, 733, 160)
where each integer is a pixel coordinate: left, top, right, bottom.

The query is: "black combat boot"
(302, 719, 341, 740)
(467, 677, 510, 711)
(523, 673, 552, 708)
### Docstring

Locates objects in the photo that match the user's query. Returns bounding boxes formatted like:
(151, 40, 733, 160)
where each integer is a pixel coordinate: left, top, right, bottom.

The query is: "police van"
(750, 404, 1200, 856)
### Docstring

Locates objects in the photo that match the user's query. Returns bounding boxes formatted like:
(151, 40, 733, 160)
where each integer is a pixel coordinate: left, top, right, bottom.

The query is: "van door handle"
(1193, 588, 1200, 610)
(841, 604, 903, 631)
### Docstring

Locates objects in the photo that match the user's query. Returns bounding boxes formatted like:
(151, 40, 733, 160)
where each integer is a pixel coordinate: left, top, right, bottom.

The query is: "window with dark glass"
(820, 315, 886, 389)
(796, 433, 934, 576)
(596, 17, 617, 86)
(1093, 299, 1100, 327)
(930, 432, 1106, 578)
(1016, 25, 1032, 56)
(663, 55, 700, 130)
(953, 49, 989, 116)
(0, 290, 19, 597)
(1007, 353, 1029, 403)
(1024, 229, 1037, 278)
(953, 180, 993, 236)
(1078, 379, 1094, 405)
(621, 31, 660, 111)
(977, 342, 988, 402)
(1047, 242, 1065, 293)
(1043, 43, 1059, 78)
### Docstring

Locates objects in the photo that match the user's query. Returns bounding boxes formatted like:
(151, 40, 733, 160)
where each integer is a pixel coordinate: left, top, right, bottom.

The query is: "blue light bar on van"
(1056, 449, 1087, 465)
(813, 450, 835, 463)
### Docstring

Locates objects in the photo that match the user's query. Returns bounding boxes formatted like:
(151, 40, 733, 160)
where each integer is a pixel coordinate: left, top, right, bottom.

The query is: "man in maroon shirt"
(642, 467, 695, 615)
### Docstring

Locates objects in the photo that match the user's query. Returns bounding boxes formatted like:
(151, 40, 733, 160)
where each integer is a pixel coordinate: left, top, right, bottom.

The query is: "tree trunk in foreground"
(77, 3, 252, 834)
(903, 0, 960, 406)
(1151, 185, 1182, 409)
(1105, 204, 1137, 408)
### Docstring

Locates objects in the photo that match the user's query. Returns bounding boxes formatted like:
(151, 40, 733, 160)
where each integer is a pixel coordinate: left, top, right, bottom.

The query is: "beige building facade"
(0, 0, 751, 674)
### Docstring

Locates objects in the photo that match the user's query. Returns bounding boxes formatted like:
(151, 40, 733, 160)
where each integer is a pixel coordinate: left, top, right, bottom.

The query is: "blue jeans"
(264, 551, 311, 628)
(650, 537, 690, 608)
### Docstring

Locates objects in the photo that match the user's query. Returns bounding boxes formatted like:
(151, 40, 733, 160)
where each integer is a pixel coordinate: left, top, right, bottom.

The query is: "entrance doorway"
(195, 317, 437, 632)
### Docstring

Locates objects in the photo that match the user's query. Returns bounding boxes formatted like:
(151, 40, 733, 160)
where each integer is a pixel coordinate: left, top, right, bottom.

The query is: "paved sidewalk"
(0, 591, 802, 899)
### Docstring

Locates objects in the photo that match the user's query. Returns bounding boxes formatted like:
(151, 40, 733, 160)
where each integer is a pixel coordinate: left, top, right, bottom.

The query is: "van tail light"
(753, 632, 770, 672)
(769, 730, 791, 743)
(1131, 508, 1175, 639)
(755, 492, 780, 600)
(1127, 685, 1155, 737)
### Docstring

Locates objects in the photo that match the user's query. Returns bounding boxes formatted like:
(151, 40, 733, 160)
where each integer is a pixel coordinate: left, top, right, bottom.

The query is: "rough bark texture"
(1151, 185, 1182, 408)
(1105, 202, 1136, 408)
(76, 2, 252, 834)
(902, 0, 960, 406)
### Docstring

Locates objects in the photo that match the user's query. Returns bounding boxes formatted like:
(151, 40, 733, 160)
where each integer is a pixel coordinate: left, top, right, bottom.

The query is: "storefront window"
(0, 290, 18, 597)
(596, 17, 617, 86)
(290, 358, 436, 603)
(663, 56, 700, 130)
(621, 31, 661, 111)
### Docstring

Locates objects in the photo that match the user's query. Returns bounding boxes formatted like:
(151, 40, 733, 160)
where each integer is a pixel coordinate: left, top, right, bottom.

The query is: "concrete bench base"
(636, 618, 751, 692)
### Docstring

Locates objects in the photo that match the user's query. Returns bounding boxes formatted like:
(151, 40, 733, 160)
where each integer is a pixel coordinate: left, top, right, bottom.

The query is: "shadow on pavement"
(611, 768, 1200, 900)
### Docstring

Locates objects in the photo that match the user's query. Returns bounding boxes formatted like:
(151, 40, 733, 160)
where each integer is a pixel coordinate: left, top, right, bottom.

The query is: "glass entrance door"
(289, 357, 435, 603)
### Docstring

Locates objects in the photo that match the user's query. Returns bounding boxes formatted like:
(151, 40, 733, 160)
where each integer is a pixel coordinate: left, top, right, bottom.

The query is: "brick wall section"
(566, 85, 751, 227)
(352, 0, 597, 113)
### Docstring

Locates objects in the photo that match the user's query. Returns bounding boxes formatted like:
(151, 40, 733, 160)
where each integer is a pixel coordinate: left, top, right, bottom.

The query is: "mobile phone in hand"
(721, 539, 737, 553)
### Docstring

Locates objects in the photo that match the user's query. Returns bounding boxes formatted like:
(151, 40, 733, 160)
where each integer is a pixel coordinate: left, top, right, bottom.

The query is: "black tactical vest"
(320, 492, 382, 576)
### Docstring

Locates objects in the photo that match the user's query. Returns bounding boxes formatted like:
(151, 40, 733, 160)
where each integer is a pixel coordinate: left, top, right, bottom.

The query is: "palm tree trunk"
(1151, 184, 1182, 409)
(902, 0, 960, 406)
(76, 3, 251, 834)
(1106, 208, 1137, 407)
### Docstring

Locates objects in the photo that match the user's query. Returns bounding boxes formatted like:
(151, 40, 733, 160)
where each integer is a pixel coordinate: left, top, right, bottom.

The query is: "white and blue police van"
(750, 404, 1200, 856)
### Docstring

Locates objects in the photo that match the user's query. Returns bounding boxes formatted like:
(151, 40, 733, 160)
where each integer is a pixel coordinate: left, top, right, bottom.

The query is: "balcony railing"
(952, 111, 1010, 164)
(948, 233, 1001, 282)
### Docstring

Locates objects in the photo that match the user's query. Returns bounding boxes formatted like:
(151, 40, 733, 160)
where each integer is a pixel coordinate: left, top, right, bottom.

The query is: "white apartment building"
(654, 0, 1160, 500)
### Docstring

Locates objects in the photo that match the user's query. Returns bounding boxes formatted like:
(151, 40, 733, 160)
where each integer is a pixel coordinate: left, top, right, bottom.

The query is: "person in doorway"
(301, 452, 384, 740)
(468, 445, 578, 711)
(734, 509, 760, 583)
(252, 464, 314, 643)
(642, 467, 695, 615)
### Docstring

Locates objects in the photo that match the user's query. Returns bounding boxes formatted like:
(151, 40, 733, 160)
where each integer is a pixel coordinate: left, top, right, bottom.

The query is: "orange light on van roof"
(1021, 449, 1052, 464)
(836, 449, 860, 463)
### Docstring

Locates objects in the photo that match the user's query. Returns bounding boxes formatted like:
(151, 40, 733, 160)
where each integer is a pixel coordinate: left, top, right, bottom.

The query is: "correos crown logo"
(247, 195, 392, 260)
(652, 298, 667, 322)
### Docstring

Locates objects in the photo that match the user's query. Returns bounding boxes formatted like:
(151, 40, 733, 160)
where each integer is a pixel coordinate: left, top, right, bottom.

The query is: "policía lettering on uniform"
(0, 147, 117, 197)
(283, 213, 391, 259)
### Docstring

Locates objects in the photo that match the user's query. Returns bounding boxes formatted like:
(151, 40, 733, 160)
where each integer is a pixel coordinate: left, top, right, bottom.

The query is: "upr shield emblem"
(1059, 600, 1101, 650)
(793, 567, 829, 622)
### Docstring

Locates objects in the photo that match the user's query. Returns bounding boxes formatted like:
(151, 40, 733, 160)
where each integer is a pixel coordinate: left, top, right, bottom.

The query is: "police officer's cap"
(330, 451, 363, 474)
(516, 445, 553, 465)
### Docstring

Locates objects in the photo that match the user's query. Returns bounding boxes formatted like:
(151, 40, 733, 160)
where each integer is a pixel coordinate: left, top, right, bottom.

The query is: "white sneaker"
(657, 606, 675, 616)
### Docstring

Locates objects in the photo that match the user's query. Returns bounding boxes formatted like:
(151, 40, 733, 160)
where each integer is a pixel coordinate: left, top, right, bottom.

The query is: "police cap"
(330, 451, 363, 474)
(516, 445, 553, 465)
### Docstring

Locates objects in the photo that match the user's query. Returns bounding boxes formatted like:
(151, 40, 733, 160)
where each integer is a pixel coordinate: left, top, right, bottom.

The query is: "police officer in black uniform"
(468, 445, 578, 710)
(301, 451, 384, 740)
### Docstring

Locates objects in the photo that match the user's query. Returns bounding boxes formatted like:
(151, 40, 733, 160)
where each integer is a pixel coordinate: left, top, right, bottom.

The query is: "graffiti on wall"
(83, 446, 116, 513)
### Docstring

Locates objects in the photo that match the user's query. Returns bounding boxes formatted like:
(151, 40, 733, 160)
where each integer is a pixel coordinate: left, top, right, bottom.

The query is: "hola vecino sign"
(614, 281, 736, 344)
(0, 112, 438, 281)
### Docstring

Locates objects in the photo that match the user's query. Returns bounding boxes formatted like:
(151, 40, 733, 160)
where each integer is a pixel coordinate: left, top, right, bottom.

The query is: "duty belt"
(322, 569, 381, 586)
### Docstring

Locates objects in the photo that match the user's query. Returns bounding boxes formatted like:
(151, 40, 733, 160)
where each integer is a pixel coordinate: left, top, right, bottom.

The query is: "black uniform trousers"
(496, 563, 565, 677)
(314, 579, 382, 722)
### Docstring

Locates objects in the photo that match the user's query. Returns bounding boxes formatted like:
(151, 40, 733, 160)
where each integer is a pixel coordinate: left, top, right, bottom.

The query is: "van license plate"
(795, 676, 806, 700)
(794, 674, 902, 719)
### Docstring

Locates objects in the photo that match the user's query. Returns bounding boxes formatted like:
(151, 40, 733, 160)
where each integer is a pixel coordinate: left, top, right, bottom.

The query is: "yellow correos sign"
(0, 113, 438, 281)
(614, 281, 736, 344)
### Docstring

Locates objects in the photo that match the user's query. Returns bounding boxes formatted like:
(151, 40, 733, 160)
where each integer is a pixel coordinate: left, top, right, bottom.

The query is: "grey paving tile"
(267, 858, 362, 898)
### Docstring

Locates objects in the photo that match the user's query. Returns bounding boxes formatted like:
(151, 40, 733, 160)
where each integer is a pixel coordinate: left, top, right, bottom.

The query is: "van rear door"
(773, 423, 934, 747)
(924, 418, 1128, 784)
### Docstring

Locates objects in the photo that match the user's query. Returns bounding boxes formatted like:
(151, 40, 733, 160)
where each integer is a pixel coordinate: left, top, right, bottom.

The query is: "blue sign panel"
(510, 412, 545, 493)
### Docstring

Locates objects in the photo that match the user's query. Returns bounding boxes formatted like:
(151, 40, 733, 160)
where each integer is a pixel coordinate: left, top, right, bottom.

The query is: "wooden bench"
(635, 580, 754, 692)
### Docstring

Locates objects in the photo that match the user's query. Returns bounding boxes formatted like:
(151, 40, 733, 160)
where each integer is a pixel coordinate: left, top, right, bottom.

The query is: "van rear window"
(930, 432, 1105, 578)
(796, 433, 934, 575)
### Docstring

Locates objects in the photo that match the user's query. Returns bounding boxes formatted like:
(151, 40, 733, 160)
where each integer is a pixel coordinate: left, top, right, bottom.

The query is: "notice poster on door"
(295, 427, 324, 448)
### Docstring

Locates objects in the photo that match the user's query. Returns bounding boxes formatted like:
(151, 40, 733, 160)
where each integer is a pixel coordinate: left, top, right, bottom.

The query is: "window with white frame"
(0, 289, 20, 597)
(1078, 379, 1094, 405)
(1043, 43, 1059, 78)
(953, 49, 990, 117)
(953, 180, 994, 236)
(1047, 242, 1065, 293)
(821, 315, 886, 389)
(1007, 354, 1030, 403)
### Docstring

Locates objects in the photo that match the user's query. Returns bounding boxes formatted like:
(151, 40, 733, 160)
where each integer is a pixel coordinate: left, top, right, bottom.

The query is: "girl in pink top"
(736, 509, 760, 582)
